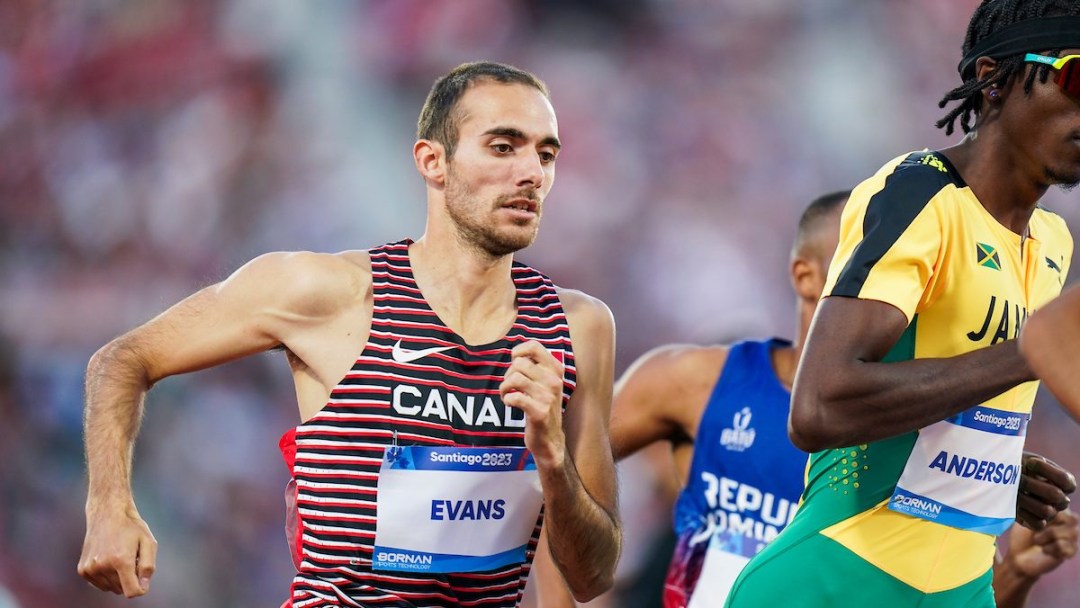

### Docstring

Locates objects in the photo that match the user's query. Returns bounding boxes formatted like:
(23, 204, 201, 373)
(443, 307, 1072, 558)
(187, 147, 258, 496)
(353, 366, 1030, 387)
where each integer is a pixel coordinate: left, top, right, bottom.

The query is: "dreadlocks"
(937, 0, 1080, 135)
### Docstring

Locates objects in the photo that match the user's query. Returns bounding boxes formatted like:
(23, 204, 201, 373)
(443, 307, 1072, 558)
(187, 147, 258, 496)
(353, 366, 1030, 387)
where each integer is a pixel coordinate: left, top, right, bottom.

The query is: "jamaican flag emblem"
(977, 242, 1001, 270)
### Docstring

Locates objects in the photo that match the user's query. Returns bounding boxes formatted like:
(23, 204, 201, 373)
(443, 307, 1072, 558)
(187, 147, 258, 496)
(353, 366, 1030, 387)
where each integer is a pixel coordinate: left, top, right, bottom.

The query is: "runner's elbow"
(567, 570, 614, 603)
(788, 394, 839, 453)
(87, 337, 154, 391)
(788, 418, 827, 453)
(561, 549, 617, 602)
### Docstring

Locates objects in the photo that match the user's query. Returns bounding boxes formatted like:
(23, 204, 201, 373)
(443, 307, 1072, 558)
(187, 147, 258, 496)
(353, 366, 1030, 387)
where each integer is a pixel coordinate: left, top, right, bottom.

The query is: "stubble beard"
(1046, 167, 1080, 192)
(1045, 142, 1080, 191)
(444, 169, 541, 258)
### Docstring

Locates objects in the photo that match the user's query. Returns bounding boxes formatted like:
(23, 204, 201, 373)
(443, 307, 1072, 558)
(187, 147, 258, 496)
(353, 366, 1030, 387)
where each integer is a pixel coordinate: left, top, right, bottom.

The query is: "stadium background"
(1, 0, 1078, 606)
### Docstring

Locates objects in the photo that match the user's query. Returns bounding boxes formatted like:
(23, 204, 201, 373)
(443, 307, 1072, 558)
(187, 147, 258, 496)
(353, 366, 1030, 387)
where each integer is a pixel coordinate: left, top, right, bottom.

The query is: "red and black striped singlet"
(280, 241, 577, 607)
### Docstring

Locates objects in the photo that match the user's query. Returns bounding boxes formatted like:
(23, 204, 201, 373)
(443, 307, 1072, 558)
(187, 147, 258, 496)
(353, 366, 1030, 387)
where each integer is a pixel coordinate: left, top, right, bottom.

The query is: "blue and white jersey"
(664, 339, 807, 608)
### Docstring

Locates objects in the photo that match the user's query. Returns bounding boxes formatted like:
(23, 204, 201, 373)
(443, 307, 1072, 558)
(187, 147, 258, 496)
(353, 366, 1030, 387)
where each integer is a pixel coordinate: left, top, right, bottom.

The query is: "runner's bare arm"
(993, 509, 1079, 608)
(79, 251, 368, 598)
(610, 345, 727, 461)
(527, 527, 578, 608)
(528, 344, 722, 603)
(789, 296, 1035, 452)
(1020, 283, 1080, 420)
(500, 289, 620, 601)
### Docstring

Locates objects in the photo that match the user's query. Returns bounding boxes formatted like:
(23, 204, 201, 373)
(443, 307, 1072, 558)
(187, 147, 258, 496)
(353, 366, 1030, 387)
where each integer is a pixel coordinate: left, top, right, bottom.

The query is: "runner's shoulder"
(556, 288, 614, 337)
(626, 344, 729, 389)
(236, 249, 373, 317)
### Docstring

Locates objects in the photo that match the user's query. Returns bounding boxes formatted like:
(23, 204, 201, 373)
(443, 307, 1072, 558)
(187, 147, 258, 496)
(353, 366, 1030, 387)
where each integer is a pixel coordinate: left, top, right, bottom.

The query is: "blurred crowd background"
(2, 0, 1079, 606)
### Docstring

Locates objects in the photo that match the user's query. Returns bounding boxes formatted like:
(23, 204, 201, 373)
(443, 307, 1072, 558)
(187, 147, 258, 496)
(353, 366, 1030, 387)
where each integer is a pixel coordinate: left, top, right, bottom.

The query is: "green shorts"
(723, 532, 993, 608)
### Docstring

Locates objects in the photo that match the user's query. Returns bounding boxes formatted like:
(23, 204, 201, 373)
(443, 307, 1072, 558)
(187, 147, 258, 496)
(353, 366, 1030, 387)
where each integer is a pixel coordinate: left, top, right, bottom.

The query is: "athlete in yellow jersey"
(726, 1, 1080, 606)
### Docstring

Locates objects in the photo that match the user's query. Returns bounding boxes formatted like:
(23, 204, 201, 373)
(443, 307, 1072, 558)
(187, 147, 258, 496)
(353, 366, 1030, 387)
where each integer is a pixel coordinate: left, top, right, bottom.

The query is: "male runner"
(611, 192, 850, 606)
(729, 1, 1080, 606)
(78, 61, 621, 607)
(534, 192, 1078, 607)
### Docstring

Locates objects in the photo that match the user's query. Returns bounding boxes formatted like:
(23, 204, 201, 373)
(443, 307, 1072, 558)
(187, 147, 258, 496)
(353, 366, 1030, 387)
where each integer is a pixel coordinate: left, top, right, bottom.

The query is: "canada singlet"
(279, 241, 576, 607)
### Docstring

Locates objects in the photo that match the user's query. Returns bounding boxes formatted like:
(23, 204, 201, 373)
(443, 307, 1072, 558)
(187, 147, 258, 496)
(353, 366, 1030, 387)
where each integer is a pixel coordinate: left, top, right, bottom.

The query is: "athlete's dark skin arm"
(789, 297, 1034, 451)
(790, 299, 1076, 529)
(994, 508, 1079, 608)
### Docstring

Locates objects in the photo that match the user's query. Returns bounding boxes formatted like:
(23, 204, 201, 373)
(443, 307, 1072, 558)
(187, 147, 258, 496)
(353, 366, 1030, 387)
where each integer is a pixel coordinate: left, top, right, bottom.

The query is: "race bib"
(889, 404, 1028, 535)
(372, 445, 543, 573)
(686, 531, 753, 608)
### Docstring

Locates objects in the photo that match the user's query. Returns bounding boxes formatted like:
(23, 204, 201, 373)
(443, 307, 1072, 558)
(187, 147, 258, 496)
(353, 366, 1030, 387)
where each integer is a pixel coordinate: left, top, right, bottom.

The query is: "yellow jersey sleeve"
(823, 152, 955, 322)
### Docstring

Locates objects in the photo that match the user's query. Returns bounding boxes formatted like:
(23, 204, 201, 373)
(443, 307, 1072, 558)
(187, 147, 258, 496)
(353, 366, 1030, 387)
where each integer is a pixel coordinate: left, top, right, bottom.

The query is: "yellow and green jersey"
(794, 150, 1071, 594)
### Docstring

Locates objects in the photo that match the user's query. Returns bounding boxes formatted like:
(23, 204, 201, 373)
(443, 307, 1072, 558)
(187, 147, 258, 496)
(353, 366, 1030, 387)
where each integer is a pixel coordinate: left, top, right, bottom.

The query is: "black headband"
(958, 16, 1080, 80)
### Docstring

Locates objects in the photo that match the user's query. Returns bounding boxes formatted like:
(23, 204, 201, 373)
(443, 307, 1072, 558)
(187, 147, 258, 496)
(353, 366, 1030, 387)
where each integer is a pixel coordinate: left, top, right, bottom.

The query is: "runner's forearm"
(992, 557, 1037, 608)
(791, 340, 1032, 451)
(538, 449, 621, 602)
(84, 339, 151, 507)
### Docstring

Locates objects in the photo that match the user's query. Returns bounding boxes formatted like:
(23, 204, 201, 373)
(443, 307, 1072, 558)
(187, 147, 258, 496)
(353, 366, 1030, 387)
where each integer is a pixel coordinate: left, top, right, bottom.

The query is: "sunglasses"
(1024, 53, 1080, 97)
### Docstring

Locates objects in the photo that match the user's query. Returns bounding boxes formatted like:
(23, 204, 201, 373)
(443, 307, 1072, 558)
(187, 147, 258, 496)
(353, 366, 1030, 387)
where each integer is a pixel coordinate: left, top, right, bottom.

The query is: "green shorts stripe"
(723, 533, 993, 608)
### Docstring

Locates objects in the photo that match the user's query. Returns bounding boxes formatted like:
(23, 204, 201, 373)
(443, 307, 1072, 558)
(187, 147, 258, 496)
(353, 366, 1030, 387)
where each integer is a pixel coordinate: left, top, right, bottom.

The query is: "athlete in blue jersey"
(624, 192, 848, 607)
(531, 192, 1077, 608)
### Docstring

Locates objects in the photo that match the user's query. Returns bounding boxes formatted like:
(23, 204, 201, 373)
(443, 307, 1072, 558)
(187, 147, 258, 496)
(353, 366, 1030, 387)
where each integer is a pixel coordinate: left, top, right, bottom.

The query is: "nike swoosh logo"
(391, 339, 456, 363)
